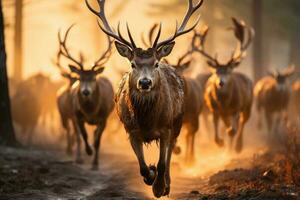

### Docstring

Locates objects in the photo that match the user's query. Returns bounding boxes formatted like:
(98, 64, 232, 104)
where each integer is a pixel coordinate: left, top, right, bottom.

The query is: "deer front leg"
(129, 135, 157, 186)
(73, 117, 93, 156)
(236, 108, 251, 153)
(152, 129, 172, 198)
(91, 120, 106, 170)
(213, 113, 224, 147)
(71, 119, 83, 164)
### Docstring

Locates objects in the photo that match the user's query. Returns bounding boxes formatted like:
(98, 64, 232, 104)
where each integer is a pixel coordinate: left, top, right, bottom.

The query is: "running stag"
(86, 0, 203, 197)
(254, 66, 295, 134)
(192, 18, 254, 153)
(57, 26, 114, 169)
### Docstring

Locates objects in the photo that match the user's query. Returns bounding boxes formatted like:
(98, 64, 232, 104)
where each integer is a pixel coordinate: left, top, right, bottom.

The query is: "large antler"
(191, 18, 254, 68)
(152, 0, 203, 50)
(91, 35, 113, 70)
(141, 23, 159, 48)
(86, 0, 136, 49)
(87, 0, 203, 50)
(58, 25, 84, 70)
(226, 17, 255, 67)
(190, 26, 219, 67)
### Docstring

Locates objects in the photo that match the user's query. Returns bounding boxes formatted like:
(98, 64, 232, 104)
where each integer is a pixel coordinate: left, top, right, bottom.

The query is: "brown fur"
(205, 72, 253, 152)
(70, 76, 114, 168)
(291, 79, 300, 122)
(254, 76, 290, 133)
(57, 79, 76, 155)
(116, 63, 184, 142)
(181, 77, 203, 164)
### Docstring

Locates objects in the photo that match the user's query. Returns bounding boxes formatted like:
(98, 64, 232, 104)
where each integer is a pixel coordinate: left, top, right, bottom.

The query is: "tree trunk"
(290, 26, 300, 67)
(13, 0, 23, 82)
(0, 0, 18, 146)
(252, 0, 264, 82)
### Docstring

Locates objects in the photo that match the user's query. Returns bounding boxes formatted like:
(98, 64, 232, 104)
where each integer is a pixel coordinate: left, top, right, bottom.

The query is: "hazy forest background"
(2, 0, 300, 83)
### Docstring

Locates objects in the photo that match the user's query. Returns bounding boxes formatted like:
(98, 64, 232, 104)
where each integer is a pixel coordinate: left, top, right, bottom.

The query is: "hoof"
(86, 146, 93, 156)
(91, 164, 99, 171)
(173, 146, 181, 155)
(215, 138, 224, 147)
(75, 158, 84, 164)
(152, 176, 166, 198)
(226, 127, 236, 137)
(144, 165, 157, 186)
(164, 185, 170, 196)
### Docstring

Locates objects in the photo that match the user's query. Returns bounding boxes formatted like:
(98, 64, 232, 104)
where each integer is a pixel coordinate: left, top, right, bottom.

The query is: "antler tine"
(53, 49, 72, 79)
(86, 0, 135, 49)
(191, 27, 219, 67)
(154, 0, 203, 49)
(141, 23, 159, 48)
(282, 64, 295, 77)
(126, 23, 136, 49)
(92, 35, 114, 70)
(177, 51, 192, 67)
(58, 25, 84, 70)
(227, 18, 254, 66)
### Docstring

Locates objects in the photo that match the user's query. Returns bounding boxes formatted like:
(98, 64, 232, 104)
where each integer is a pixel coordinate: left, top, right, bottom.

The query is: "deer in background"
(192, 18, 254, 153)
(291, 77, 300, 123)
(57, 26, 114, 169)
(54, 27, 78, 155)
(142, 23, 203, 165)
(86, 0, 203, 197)
(254, 66, 295, 135)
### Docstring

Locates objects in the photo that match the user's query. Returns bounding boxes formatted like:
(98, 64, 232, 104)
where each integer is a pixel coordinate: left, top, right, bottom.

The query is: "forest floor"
(0, 144, 299, 200)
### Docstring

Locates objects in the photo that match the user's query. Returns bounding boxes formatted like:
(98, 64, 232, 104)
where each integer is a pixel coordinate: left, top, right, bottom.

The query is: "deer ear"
(94, 67, 105, 74)
(68, 65, 81, 74)
(115, 41, 133, 60)
(157, 41, 175, 59)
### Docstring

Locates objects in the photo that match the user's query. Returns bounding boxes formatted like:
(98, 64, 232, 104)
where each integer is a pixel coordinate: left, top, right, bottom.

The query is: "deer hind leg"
(185, 119, 198, 165)
(226, 114, 239, 150)
(164, 135, 177, 196)
(152, 129, 172, 198)
(64, 119, 73, 155)
(235, 109, 250, 153)
(265, 110, 273, 141)
(129, 135, 157, 186)
(91, 120, 106, 170)
(213, 113, 224, 147)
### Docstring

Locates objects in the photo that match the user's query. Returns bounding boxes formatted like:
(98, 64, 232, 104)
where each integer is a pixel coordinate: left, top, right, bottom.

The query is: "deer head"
(86, 0, 203, 92)
(142, 23, 193, 75)
(191, 18, 254, 89)
(268, 65, 295, 85)
(56, 25, 113, 98)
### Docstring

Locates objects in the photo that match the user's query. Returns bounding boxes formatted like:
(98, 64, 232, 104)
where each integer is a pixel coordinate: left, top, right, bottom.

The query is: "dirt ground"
(0, 143, 299, 200)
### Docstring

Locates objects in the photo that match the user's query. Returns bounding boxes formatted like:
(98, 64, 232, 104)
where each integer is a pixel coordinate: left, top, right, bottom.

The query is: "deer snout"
(219, 80, 225, 87)
(138, 78, 152, 91)
(82, 89, 91, 97)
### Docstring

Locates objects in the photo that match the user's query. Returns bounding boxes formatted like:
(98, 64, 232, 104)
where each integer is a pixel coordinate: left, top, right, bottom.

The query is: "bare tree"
(252, 0, 264, 82)
(13, 0, 23, 81)
(0, 0, 17, 145)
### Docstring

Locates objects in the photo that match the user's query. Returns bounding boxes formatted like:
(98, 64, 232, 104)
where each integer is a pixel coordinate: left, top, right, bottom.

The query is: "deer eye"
(131, 63, 136, 68)
(155, 62, 159, 68)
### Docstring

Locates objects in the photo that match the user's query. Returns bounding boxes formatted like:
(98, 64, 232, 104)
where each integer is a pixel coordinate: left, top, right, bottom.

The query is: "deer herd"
(9, 0, 300, 198)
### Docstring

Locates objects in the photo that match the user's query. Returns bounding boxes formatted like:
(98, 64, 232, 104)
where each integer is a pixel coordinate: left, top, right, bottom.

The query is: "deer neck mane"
(127, 73, 162, 130)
